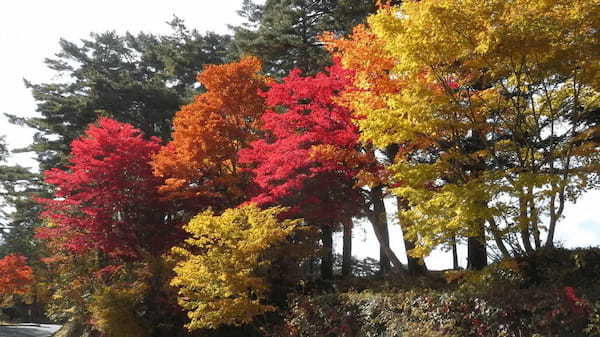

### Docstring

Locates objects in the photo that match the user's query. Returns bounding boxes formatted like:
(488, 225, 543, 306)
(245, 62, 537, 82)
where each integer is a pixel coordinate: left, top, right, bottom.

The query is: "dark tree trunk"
(467, 222, 487, 270)
(342, 219, 353, 278)
(321, 226, 334, 280)
(372, 186, 391, 274)
(519, 195, 534, 254)
(451, 235, 459, 270)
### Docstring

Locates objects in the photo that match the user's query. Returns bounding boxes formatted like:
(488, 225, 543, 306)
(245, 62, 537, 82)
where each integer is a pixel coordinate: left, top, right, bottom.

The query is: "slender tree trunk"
(369, 220, 404, 274)
(342, 219, 353, 278)
(521, 228, 534, 253)
(451, 235, 459, 270)
(467, 221, 487, 270)
(321, 226, 334, 280)
(519, 195, 534, 253)
(527, 186, 542, 249)
(532, 225, 541, 250)
(546, 185, 565, 248)
(372, 186, 390, 274)
(364, 193, 404, 275)
(370, 145, 406, 275)
(488, 218, 511, 258)
(396, 197, 427, 274)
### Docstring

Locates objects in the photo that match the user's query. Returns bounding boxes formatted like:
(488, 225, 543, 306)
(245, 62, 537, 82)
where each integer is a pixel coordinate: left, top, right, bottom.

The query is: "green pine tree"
(230, 0, 376, 77)
(9, 17, 231, 171)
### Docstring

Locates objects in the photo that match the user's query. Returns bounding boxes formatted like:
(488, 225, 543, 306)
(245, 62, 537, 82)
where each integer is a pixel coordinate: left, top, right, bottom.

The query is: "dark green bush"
(516, 247, 600, 288)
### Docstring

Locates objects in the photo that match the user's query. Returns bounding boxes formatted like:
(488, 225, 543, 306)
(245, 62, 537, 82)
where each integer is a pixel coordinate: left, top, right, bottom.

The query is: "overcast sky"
(0, 0, 597, 271)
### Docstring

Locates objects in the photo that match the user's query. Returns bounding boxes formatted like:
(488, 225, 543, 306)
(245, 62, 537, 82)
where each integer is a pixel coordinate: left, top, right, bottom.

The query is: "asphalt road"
(0, 324, 61, 337)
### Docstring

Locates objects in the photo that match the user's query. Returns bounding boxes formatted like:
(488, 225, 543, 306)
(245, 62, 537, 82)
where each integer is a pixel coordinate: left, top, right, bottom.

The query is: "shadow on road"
(0, 323, 61, 337)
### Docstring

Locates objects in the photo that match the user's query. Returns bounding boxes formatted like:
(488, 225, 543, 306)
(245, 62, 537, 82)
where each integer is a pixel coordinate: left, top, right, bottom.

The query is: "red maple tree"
(37, 118, 175, 259)
(239, 61, 371, 278)
(240, 61, 364, 223)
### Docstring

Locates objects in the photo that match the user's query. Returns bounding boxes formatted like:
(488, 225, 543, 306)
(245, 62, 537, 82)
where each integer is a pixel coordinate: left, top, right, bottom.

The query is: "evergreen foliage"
(231, 0, 375, 76)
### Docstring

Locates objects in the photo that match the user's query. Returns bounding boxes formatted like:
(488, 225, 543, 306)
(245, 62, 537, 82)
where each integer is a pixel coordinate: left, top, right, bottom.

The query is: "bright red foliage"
(239, 61, 364, 225)
(38, 118, 174, 258)
(0, 254, 33, 296)
(563, 286, 590, 316)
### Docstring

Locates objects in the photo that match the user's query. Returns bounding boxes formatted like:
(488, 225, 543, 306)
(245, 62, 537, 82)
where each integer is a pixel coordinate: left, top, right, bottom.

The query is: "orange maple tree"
(152, 56, 269, 214)
(0, 254, 33, 296)
(323, 23, 402, 130)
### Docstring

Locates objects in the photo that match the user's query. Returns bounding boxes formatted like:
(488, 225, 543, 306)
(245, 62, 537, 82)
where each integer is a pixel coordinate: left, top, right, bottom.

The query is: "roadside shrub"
(278, 286, 595, 337)
(275, 248, 600, 337)
(515, 247, 600, 288)
(89, 283, 147, 337)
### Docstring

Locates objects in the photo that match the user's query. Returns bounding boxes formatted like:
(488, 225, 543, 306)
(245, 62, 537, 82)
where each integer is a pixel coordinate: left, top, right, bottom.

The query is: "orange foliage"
(322, 24, 402, 113)
(0, 254, 33, 296)
(152, 56, 269, 212)
(321, 25, 403, 187)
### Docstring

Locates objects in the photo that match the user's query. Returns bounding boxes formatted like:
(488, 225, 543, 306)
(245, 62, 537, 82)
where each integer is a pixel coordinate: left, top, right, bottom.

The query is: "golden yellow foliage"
(171, 205, 310, 331)
(339, 0, 600, 257)
(89, 284, 148, 337)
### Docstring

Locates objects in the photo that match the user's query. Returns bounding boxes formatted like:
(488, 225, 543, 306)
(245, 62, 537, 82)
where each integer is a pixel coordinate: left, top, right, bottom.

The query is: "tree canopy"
(1, 0, 599, 335)
(360, 0, 600, 257)
(152, 56, 269, 215)
(38, 118, 174, 258)
(231, 0, 376, 76)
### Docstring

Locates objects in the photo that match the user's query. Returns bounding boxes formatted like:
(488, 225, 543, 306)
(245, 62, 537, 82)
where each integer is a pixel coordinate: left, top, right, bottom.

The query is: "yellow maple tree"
(360, 0, 600, 257)
(171, 205, 314, 330)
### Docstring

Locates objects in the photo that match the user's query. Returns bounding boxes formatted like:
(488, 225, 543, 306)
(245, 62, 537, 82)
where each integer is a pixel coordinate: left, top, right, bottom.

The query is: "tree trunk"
(546, 184, 566, 248)
(396, 197, 427, 274)
(519, 195, 534, 253)
(367, 187, 404, 275)
(321, 226, 334, 280)
(520, 228, 534, 253)
(342, 219, 353, 278)
(451, 235, 459, 270)
(528, 186, 542, 249)
(372, 186, 390, 274)
(488, 217, 511, 258)
(467, 221, 487, 270)
(532, 225, 541, 250)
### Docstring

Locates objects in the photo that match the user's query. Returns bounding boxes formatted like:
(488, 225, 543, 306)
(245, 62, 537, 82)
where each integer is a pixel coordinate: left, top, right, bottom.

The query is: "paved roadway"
(0, 324, 61, 337)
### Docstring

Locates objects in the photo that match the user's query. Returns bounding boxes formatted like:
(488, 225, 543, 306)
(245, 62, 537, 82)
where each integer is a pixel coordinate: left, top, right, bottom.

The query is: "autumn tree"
(152, 56, 269, 217)
(231, 0, 376, 76)
(0, 254, 33, 297)
(324, 24, 426, 273)
(239, 61, 399, 278)
(171, 205, 314, 331)
(37, 118, 187, 336)
(38, 118, 173, 259)
(359, 0, 600, 261)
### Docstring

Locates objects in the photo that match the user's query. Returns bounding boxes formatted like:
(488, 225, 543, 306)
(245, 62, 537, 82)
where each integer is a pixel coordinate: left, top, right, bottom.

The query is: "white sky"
(0, 0, 246, 166)
(0, 0, 598, 271)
